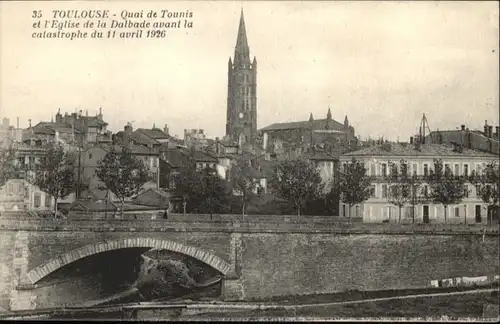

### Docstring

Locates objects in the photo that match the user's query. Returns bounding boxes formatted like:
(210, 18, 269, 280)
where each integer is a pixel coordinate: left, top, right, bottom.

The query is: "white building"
(339, 142, 498, 224)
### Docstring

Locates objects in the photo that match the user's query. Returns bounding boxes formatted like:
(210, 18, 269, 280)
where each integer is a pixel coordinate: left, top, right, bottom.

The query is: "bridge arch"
(25, 238, 232, 285)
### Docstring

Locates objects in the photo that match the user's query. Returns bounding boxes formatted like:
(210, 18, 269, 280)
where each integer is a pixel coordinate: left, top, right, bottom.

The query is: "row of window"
(373, 184, 471, 199)
(2, 183, 24, 195)
(359, 161, 488, 177)
(342, 204, 483, 219)
(33, 192, 51, 208)
(88, 152, 158, 168)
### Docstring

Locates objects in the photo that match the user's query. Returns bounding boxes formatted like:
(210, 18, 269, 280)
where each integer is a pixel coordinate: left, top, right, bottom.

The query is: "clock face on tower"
(239, 112, 244, 119)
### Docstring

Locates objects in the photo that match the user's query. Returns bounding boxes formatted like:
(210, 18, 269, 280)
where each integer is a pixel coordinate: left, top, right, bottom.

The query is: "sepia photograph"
(0, 0, 498, 321)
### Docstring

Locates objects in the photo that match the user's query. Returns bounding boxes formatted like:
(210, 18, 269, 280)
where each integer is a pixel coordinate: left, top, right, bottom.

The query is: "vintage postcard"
(0, 0, 498, 321)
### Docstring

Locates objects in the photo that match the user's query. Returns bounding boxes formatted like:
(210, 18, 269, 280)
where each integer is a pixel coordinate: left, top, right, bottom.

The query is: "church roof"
(260, 118, 345, 132)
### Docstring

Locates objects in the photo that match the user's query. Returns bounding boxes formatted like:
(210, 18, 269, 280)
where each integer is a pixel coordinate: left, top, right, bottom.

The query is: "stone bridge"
(0, 216, 498, 312)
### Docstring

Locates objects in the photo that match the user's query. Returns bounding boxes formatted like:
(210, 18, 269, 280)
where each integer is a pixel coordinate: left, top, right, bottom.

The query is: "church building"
(259, 108, 357, 160)
(226, 10, 258, 148)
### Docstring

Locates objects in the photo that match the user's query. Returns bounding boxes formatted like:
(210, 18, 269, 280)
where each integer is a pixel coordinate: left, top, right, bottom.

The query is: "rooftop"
(342, 143, 498, 158)
(136, 128, 170, 140)
(260, 118, 345, 132)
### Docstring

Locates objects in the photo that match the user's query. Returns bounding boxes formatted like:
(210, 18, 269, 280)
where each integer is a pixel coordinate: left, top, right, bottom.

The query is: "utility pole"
(77, 147, 82, 200)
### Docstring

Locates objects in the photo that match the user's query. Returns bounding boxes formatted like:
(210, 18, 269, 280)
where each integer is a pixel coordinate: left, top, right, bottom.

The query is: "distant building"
(183, 129, 213, 150)
(159, 146, 219, 190)
(259, 108, 357, 160)
(79, 145, 160, 202)
(425, 121, 499, 155)
(304, 150, 339, 194)
(0, 178, 75, 213)
(339, 142, 498, 224)
(26, 108, 111, 147)
(0, 139, 77, 213)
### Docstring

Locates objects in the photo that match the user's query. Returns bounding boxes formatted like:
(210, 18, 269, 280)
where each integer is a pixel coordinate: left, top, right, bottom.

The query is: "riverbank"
(2, 284, 497, 320)
(181, 290, 499, 321)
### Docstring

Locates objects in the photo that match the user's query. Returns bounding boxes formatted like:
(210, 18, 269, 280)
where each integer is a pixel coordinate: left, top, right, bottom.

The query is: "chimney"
(467, 131, 472, 149)
(122, 124, 132, 147)
(460, 125, 465, 131)
(97, 107, 103, 121)
(496, 126, 499, 138)
(488, 126, 493, 138)
(16, 117, 19, 129)
(163, 124, 169, 135)
(124, 123, 133, 134)
(484, 120, 488, 136)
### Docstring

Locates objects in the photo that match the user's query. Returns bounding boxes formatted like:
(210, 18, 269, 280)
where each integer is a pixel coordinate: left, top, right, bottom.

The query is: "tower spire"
(234, 9, 250, 66)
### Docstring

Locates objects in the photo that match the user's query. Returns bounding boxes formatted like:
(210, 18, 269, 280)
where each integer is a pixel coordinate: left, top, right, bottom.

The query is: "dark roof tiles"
(343, 143, 498, 157)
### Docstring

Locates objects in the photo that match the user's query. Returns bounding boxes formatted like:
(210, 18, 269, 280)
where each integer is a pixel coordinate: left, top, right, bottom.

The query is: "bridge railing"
(0, 217, 498, 235)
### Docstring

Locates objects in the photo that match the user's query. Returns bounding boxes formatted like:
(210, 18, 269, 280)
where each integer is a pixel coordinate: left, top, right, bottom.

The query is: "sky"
(1, 0, 498, 141)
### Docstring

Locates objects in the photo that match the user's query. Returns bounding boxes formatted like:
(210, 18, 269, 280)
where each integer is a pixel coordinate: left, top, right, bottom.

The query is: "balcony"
(366, 174, 471, 183)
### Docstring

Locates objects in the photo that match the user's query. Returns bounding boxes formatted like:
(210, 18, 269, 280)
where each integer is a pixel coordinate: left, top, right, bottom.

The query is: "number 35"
(32, 10, 42, 18)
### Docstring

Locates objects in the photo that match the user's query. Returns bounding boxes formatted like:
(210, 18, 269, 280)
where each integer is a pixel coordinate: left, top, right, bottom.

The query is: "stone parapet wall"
(0, 218, 498, 235)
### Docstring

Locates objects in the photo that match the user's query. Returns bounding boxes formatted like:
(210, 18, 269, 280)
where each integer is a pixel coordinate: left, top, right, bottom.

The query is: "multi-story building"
(0, 139, 77, 213)
(27, 109, 112, 147)
(159, 146, 219, 189)
(79, 144, 160, 202)
(339, 141, 498, 224)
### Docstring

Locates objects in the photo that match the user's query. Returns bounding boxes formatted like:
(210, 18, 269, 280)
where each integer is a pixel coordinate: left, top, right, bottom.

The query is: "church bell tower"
(226, 10, 257, 146)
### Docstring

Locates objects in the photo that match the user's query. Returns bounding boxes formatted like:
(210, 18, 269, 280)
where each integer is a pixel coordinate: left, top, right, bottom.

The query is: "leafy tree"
(426, 159, 467, 223)
(173, 163, 231, 215)
(387, 160, 411, 223)
(194, 167, 232, 216)
(0, 145, 18, 188)
(337, 157, 373, 221)
(29, 143, 76, 217)
(96, 147, 151, 218)
(269, 159, 324, 216)
(229, 158, 260, 216)
(470, 161, 499, 224)
(172, 160, 198, 215)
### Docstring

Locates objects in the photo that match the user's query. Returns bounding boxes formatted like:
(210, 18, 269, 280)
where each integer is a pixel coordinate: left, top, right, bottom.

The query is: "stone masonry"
(0, 219, 498, 311)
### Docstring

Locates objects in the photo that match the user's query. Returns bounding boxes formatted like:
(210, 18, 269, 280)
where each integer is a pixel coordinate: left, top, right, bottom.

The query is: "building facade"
(79, 145, 160, 202)
(339, 142, 498, 224)
(259, 108, 357, 160)
(226, 10, 258, 147)
(425, 121, 499, 156)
